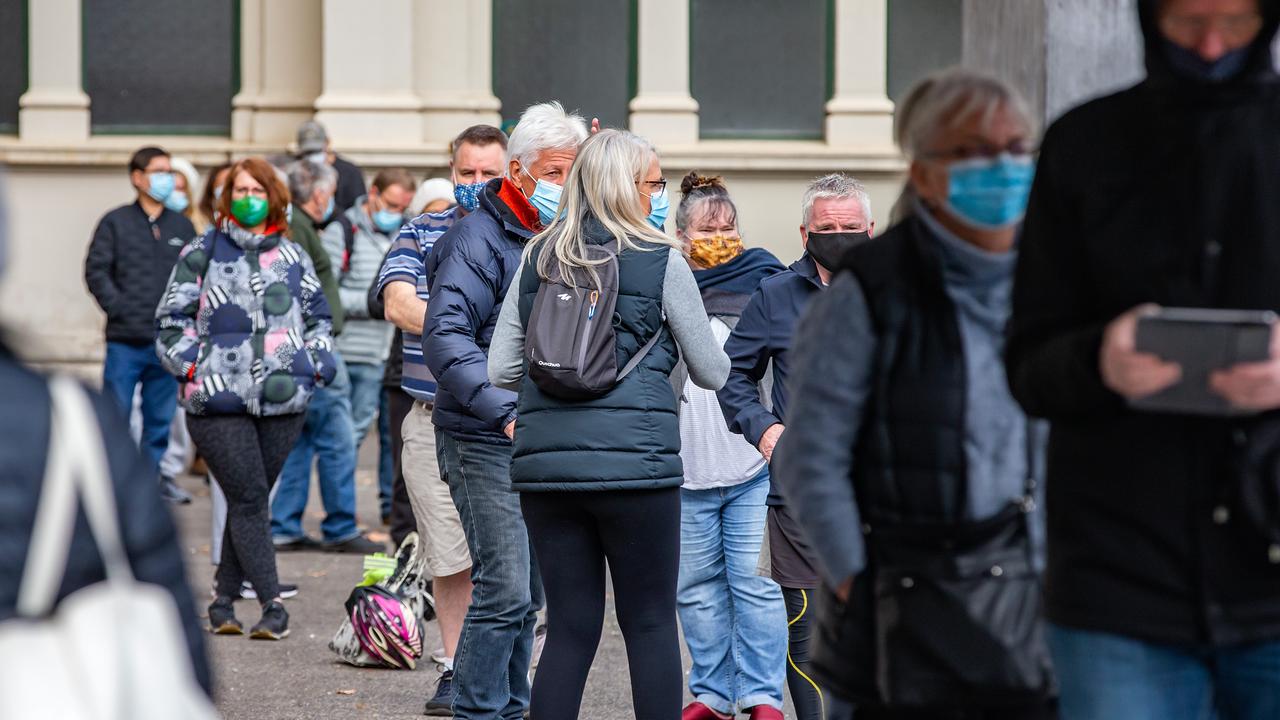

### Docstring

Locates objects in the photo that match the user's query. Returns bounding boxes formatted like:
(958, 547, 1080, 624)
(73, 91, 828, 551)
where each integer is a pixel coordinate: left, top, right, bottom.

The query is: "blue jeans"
(270, 355, 360, 543)
(346, 361, 385, 450)
(438, 429, 542, 720)
(1049, 624, 1280, 720)
(102, 341, 177, 473)
(678, 469, 788, 713)
(377, 387, 393, 518)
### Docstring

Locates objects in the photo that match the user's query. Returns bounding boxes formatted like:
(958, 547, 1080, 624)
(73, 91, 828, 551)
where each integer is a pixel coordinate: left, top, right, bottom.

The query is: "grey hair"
(286, 160, 337, 203)
(890, 67, 1035, 224)
(801, 173, 873, 227)
(506, 101, 589, 174)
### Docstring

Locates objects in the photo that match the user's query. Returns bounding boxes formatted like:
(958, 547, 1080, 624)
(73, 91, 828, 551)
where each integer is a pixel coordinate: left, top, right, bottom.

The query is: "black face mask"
(1162, 38, 1251, 83)
(806, 231, 870, 272)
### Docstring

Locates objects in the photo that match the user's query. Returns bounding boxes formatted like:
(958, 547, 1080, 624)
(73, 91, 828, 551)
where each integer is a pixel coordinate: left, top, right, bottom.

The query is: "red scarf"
(497, 177, 542, 233)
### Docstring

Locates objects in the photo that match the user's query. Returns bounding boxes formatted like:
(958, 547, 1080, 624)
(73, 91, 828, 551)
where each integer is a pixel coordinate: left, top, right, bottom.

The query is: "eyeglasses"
(920, 139, 1036, 163)
(637, 178, 668, 194)
(1160, 12, 1263, 46)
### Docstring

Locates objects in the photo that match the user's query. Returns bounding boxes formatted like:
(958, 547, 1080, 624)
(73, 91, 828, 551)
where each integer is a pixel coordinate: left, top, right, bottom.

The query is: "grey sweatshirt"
(489, 247, 730, 393)
(775, 207, 1046, 588)
(321, 199, 396, 367)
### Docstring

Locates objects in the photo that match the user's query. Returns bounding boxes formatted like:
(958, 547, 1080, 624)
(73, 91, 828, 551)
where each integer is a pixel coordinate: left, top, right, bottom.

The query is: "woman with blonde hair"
(489, 129, 729, 719)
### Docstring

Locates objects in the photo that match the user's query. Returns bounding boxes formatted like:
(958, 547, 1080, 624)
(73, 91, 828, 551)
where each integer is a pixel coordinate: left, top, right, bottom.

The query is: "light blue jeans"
(1049, 623, 1280, 720)
(345, 360, 385, 452)
(678, 469, 788, 713)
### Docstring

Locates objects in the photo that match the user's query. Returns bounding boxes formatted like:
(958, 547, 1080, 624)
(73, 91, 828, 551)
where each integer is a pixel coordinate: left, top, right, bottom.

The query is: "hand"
(835, 576, 854, 603)
(758, 423, 785, 463)
(503, 420, 516, 440)
(1100, 304, 1182, 400)
(1210, 325, 1280, 411)
(591, 117, 601, 134)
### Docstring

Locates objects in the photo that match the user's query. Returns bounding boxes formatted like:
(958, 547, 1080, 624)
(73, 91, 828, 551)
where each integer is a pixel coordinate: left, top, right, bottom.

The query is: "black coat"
(1007, 0, 1280, 647)
(84, 201, 195, 344)
(0, 346, 210, 693)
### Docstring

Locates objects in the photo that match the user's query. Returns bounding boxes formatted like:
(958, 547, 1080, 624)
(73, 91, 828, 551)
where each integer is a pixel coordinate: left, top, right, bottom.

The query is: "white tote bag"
(0, 377, 219, 720)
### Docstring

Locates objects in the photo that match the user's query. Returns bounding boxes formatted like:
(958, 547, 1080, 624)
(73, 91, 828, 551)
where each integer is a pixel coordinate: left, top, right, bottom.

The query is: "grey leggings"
(186, 413, 305, 603)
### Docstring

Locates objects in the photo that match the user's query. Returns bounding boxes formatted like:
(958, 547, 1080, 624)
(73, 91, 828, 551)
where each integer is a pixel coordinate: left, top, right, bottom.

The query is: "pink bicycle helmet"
(346, 586, 424, 669)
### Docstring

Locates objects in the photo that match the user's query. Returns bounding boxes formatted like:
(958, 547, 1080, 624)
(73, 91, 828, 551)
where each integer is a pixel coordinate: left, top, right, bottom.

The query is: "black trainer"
(323, 534, 385, 555)
(208, 597, 243, 635)
(248, 601, 290, 640)
(423, 670, 455, 716)
(274, 535, 323, 552)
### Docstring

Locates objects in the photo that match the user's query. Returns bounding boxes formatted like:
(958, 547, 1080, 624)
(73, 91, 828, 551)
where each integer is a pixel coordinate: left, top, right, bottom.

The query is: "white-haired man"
(716, 173, 874, 720)
(422, 102, 588, 719)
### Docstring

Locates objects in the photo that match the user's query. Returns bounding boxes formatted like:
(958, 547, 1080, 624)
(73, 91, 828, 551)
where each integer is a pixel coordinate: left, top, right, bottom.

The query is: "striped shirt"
(375, 206, 463, 403)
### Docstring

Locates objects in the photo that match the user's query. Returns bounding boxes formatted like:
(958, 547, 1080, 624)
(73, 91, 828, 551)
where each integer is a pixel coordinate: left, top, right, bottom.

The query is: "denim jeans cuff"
(735, 693, 783, 712)
(694, 693, 734, 715)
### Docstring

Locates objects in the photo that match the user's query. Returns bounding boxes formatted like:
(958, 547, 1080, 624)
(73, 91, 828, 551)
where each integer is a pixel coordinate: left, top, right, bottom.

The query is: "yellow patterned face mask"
(688, 234, 745, 268)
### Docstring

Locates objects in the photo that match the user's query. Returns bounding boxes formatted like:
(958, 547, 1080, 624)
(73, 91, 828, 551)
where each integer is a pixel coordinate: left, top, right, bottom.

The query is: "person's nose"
(1197, 27, 1230, 61)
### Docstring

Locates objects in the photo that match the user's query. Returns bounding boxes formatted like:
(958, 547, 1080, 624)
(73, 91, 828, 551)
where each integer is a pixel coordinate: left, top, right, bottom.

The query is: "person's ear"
(910, 159, 945, 207)
(799, 224, 809, 248)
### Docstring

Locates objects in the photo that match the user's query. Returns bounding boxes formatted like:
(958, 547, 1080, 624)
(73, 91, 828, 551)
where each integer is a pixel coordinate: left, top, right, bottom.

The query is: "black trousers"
(784, 586, 825, 720)
(521, 487, 682, 720)
(386, 387, 417, 548)
(187, 412, 305, 603)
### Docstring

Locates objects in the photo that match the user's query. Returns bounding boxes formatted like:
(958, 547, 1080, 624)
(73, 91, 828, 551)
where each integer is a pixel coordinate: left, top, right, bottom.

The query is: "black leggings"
(521, 487, 682, 720)
(187, 412, 305, 604)
(386, 388, 417, 548)
(784, 586, 825, 720)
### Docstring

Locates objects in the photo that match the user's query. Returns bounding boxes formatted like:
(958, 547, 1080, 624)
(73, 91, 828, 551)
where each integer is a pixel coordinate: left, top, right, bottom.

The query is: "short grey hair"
(801, 173, 872, 227)
(506, 101, 589, 174)
(286, 160, 338, 203)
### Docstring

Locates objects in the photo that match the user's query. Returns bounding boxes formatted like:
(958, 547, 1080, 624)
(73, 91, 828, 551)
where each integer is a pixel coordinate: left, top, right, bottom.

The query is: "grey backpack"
(525, 241, 660, 400)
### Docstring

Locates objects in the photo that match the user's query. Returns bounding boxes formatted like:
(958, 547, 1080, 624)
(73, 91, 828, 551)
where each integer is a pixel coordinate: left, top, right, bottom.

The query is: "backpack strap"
(339, 215, 356, 275)
(617, 321, 663, 382)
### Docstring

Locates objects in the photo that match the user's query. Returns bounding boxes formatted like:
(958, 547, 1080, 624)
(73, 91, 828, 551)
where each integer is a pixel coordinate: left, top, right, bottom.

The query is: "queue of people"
(4, 0, 1273, 717)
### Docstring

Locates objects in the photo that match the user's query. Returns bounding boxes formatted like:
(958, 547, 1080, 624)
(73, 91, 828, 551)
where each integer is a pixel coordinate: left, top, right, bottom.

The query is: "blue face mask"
(645, 187, 670, 230)
(1163, 39, 1251, 83)
(373, 208, 403, 234)
(145, 171, 175, 202)
(454, 180, 487, 213)
(944, 154, 1035, 231)
(163, 190, 189, 213)
(524, 171, 564, 226)
(323, 196, 336, 222)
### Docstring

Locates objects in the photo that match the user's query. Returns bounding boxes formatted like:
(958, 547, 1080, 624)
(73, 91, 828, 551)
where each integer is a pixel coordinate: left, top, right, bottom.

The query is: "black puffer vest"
(511, 223, 682, 492)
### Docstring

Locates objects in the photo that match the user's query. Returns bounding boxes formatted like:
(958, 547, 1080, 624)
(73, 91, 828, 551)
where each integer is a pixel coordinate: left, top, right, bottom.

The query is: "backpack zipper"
(577, 290, 600, 370)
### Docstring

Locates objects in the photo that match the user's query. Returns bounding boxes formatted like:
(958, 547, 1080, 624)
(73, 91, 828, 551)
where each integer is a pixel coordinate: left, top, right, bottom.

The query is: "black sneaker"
(240, 581, 299, 600)
(249, 601, 290, 640)
(422, 670, 455, 716)
(208, 597, 243, 635)
(323, 534, 385, 555)
(273, 535, 323, 552)
(160, 476, 193, 505)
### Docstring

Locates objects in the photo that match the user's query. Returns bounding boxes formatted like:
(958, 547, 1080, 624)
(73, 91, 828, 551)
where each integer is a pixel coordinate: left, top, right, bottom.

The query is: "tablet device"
(1132, 307, 1276, 416)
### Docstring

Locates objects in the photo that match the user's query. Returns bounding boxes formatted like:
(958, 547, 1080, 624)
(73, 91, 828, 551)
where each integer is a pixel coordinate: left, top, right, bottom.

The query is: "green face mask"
(230, 195, 269, 227)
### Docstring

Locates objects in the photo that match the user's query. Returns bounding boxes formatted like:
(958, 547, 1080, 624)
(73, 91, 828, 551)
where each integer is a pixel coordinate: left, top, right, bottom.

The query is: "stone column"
(963, 0, 1143, 125)
(825, 0, 895, 149)
(629, 0, 699, 146)
(415, 0, 502, 146)
(19, 0, 91, 142)
(313, 0, 420, 147)
(232, 0, 323, 145)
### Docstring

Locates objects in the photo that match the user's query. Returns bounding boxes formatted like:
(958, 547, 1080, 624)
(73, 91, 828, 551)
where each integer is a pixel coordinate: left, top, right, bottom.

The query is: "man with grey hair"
(717, 172, 873, 720)
(422, 102, 587, 719)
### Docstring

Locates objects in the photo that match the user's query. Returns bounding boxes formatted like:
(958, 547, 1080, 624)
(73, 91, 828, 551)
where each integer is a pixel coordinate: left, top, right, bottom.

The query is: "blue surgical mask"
(163, 190, 189, 213)
(146, 171, 175, 202)
(645, 187, 670, 230)
(1163, 39, 1251, 83)
(323, 196, 336, 222)
(944, 154, 1035, 231)
(523, 171, 563, 226)
(454, 180, 487, 213)
(373, 208, 404, 233)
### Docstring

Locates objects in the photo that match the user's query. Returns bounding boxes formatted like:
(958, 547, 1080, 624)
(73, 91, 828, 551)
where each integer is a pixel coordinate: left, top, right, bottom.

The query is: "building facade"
(0, 0, 974, 371)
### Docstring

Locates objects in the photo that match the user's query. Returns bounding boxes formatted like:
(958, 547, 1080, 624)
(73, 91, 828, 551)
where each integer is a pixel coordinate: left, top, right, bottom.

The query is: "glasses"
(1160, 12, 1263, 46)
(921, 139, 1036, 162)
(637, 178, 668, 194)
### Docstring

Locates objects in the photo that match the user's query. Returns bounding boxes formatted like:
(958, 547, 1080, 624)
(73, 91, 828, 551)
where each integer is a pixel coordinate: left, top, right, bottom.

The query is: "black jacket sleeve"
(1006, 124, 1124, 420)
(718, 286, 780, 446)
(84, 215, 120, 314)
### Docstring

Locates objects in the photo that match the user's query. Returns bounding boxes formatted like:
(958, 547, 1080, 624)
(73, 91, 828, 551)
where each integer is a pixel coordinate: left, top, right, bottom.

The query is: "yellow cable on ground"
(786, 588, 825, 720)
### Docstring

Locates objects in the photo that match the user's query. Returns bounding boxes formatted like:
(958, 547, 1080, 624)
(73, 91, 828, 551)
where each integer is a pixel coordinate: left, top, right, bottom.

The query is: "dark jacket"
(292, 209, 345, 336)
(719, 253, 825, 504)
(332, 154, 367, 218)
(509, 228, 681, 492)
(0, 345, 211, 695)
(1006, 0, 1280, 647)
(84, 201, 196, 344)
(424, 178, 534, 443)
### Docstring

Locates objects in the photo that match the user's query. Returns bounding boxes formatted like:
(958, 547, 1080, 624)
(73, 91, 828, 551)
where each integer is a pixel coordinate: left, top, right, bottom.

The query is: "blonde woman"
(489, 129, 729, 720)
